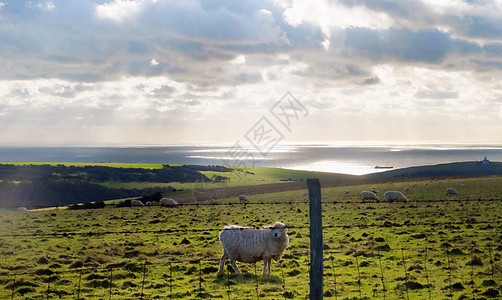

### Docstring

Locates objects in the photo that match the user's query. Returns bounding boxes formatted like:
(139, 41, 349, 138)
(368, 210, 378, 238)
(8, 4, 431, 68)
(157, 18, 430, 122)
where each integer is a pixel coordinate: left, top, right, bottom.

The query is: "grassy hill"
(0, 163, 356, 209)
(366, 161, 502, 179)
(1, 176, 501, 299)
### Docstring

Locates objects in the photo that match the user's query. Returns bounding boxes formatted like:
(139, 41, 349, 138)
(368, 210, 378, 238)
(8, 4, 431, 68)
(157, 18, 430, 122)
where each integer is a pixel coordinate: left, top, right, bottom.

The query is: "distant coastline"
(0, 144, 501, 175)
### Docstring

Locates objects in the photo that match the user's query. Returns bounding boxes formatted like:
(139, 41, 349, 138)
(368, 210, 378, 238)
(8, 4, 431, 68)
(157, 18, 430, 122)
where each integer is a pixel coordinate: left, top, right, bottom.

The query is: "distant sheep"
(218, 222, 289, 276)
(460, 182, 465, 187)
(131, 200, 144, 207)
(371, 188, 379, 194)
(238, 195, 250, 203)
(384, 191, 408, 202)
(302, 192, 308, 196)
(361, 191, 380, 202)
(446, 188, 459, 196)
(160, 198, 179, 208)
(343, 190, 350, 195)
(404, 186, 410, 192)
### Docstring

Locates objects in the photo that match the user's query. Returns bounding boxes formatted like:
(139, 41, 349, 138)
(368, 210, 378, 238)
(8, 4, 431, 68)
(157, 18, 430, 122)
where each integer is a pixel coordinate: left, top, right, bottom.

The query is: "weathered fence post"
(108, 266, 113, 300)
(330, 256, 338, 300)
(77, 269, 83, 300)
(254, 263, 259, 300)
(377, 249, 386, 299)
(11, 275, 16, 300)
(401, 249, 409, 300)
(307, 178, 323, 300)
(141, 262, 147, 299)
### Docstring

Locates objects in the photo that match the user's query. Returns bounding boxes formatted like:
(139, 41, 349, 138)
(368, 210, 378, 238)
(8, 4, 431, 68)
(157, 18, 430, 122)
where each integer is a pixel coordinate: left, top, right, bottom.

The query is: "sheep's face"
(272, 227, 287, 239)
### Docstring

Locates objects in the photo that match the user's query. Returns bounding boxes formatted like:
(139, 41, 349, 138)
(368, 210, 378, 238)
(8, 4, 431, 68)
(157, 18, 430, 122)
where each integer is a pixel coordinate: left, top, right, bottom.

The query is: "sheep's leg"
(218, 253, 227, 275)
(230, 259, 241, 274)
(263, 258, 271, 275)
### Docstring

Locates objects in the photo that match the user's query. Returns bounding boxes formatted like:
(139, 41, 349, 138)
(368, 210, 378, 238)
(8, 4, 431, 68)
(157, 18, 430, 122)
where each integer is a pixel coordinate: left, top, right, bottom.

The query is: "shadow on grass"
(214, 272, 283, 285)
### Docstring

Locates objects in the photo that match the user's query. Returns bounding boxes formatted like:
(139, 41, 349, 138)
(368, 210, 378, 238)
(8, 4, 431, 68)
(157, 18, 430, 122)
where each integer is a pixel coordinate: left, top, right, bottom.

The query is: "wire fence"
(1, 244, 501, 299)
(3, 196, 502, 210)
(1, 197, 501, 299)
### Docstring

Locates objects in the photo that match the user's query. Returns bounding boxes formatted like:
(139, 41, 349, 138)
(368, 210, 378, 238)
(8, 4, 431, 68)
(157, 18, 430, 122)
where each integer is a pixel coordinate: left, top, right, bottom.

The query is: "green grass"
(1, 176, 501, 299)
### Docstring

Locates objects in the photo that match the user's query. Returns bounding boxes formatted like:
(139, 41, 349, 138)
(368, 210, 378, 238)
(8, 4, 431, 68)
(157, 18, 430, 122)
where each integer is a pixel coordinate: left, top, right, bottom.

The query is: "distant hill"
(364, 161, 502, 179)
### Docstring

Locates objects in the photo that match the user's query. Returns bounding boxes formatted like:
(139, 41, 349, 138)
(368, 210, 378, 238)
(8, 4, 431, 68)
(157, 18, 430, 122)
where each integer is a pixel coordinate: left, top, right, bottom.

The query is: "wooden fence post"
(307, 178, 323, 300)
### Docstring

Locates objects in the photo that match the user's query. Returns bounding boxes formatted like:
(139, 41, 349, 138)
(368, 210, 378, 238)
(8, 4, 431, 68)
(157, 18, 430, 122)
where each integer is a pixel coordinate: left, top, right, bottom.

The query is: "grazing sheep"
(446, 188, 459, 196)
(460, 181, 465, 187)
(218, 222, 289, 276)
(404, 186, 410, 192)
(384, 191, 408, 202)
(371, 188, 379, 194)
(238, 195, 250, 203)
(131, 200, 144, 207)
(160, 198, 179, 208)
(343, 190, 350, 195)
(361, 191, 380, 202)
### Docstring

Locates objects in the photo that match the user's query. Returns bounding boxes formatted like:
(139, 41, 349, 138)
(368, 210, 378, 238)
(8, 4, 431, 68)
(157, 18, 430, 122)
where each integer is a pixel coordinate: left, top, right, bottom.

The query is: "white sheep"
(446, 188, 459, 196)
(131, 200, 144, 207)
(371, 188, 379, 194)
(404, 186, 410, 192)
(238, 195, 250, 203)
(160, 198, 179, 208)
(343, 190, 350, 195)
(384, 191, 408, 202)
(218, 222, 289, 276)
(361, 191, 380, 202)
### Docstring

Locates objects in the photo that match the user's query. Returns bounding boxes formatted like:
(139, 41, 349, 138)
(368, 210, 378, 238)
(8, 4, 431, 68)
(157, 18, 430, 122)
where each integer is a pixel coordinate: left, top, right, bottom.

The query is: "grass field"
(1, 176, 501, 299)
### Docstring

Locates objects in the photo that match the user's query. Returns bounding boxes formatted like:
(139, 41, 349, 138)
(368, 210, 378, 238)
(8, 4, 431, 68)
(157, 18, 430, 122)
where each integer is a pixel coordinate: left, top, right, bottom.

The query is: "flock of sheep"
(130, 198, 179, 207)
(216, 184, 462, 276)
(357, 186, 460, 202)
(123, 185, 463, 277)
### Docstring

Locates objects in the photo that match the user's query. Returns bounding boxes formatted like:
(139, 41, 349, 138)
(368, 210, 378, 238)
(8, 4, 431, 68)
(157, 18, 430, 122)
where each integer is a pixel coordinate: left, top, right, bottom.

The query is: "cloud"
(415, 90, 459, 100)
(1, 0, 502, 145)
(95, 0, 142, 22)
(343, 27, 481, 64)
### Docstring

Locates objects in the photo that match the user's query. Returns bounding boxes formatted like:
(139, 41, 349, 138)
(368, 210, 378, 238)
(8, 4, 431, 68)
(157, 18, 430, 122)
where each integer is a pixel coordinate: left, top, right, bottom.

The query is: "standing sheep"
(160, 198, 179, 208)
(404, 186, 410, 192)
(446, 188, 459, 196)
(218, 222, 289, 276)
(361, 191, 380, 202)
(371, 188, 379, 194)
(238, 195, 250, 203)
(343, 190, 350, 195)
(130, 200, 144, 207)
(384, 191, 408, 202)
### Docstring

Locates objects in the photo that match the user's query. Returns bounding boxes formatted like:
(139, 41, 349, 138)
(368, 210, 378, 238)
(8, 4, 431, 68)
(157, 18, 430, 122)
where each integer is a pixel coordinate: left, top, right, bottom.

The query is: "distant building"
(481, 156, 490, 165)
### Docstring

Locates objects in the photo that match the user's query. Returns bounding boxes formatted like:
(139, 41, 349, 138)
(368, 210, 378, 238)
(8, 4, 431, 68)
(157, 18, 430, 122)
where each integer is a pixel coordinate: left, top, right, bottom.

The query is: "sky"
(1, 0, 502, 146)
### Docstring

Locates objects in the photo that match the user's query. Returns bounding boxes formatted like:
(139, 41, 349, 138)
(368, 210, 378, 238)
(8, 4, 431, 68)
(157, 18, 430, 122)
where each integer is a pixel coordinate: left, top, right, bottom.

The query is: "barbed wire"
(0, 219, 500, 239)
(2, 197, 502, 210)
(1, 243, 499, 279)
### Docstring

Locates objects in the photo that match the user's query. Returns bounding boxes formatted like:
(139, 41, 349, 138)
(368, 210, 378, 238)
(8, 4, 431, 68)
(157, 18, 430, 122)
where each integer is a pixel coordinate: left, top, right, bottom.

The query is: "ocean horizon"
(0, 143, 501, 175)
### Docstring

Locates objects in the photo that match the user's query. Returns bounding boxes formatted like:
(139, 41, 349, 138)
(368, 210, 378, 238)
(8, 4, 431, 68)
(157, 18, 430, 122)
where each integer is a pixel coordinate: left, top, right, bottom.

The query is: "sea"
(1, 143, 501, 175)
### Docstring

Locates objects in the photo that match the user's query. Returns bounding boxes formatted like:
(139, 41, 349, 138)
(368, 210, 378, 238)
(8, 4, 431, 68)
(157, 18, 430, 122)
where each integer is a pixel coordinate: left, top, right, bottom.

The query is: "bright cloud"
(0, 0, 502, 145)
(95, 0, 143, 22)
